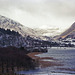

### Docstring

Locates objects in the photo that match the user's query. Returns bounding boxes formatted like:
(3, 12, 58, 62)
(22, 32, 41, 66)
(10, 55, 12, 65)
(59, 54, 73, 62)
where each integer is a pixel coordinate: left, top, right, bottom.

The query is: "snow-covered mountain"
(0, 28, 45, 48)
(60, 22, 75, 39)
(0, 15, 61, 41)
(0, 15, 38, 37)
(55, 22, 75, 40)
(0, 15, 54, 40)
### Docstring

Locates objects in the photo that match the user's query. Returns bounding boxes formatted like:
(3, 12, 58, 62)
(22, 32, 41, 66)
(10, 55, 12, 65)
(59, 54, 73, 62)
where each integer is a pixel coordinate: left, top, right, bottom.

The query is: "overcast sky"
(0, 0, 75, 31)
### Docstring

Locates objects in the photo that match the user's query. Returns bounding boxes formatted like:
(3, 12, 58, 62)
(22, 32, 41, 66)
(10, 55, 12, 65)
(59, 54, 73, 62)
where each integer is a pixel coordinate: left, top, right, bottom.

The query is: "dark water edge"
(16, 47, 75, 75)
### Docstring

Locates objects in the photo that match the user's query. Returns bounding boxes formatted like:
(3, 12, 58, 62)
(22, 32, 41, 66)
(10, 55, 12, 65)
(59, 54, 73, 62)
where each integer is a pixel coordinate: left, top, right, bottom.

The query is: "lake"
(16, 47, 75, 75)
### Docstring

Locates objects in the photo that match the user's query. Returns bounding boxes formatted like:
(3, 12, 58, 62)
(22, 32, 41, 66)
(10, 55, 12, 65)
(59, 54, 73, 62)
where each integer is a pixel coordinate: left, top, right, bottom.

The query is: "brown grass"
(27, 52, 42, 59)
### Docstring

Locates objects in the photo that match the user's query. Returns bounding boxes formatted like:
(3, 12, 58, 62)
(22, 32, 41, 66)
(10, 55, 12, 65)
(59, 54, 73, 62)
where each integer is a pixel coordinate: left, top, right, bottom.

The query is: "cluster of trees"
(25, 36, 60, 49)
(0, 28, 27, 47)
(0, 46, 35, 74)
(0, 28, 20, 36)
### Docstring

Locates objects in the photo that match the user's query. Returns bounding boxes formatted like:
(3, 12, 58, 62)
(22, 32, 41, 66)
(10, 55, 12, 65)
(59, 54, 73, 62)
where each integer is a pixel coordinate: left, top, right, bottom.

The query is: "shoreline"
(16, 51, 75, 75)
(27, 52, 63, 68)
(26, 52, 75, 75)
(27, 52, 75, 72)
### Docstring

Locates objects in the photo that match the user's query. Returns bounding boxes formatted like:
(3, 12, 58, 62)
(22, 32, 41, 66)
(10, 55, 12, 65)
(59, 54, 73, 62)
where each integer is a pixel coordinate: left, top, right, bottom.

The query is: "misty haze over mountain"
(0, 0, 75, 32)
(0, 15, 63, 39)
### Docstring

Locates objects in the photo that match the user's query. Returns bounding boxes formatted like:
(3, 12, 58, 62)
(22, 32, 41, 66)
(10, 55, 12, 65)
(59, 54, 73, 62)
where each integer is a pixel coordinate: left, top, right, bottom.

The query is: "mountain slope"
(0, 28, 27, 47)
(0, 15, 54, 40)
(0, 28, 43, 48)
(0, 15, 37, 37)
(59, 22, 75, 39)
(0, 15, 62, 41)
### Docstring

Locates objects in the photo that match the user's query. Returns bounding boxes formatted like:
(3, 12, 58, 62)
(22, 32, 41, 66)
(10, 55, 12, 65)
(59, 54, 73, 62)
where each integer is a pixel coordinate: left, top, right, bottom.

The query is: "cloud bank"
(0, 0, 75, 31)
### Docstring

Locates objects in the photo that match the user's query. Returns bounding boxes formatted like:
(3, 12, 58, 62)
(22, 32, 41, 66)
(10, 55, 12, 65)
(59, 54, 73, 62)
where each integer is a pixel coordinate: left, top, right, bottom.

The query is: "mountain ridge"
(0, 15, 62, 41)
(57, 22, 75, 39)
(0, 15, 37, 37)
(0, 15, 54, 40)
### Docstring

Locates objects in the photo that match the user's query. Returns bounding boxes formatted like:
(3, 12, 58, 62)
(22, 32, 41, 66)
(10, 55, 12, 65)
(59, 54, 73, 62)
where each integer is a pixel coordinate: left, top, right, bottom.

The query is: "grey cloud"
(0, 0, 75, 29)
(45, 0, 75, 17)
(0, 0, 75, 17)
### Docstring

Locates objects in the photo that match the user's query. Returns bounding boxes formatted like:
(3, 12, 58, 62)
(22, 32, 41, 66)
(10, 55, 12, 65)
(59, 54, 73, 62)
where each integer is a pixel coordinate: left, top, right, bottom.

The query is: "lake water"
(16, 47, 75, 75)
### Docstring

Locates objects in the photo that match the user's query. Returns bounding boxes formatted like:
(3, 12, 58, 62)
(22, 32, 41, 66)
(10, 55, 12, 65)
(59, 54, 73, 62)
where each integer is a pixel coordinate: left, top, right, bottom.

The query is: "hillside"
(0, 15, 55, 40)
(0, 15, 37, 37)
(60, 22, 75, 38)
(0, 28, 27, 47)
(56, 22, 75, 40)
(0, 28, 41, 48)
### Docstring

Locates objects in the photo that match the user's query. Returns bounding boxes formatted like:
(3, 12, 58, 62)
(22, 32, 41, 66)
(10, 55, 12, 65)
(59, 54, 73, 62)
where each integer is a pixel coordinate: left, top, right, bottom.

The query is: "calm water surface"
(16, 47, 75, 75)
